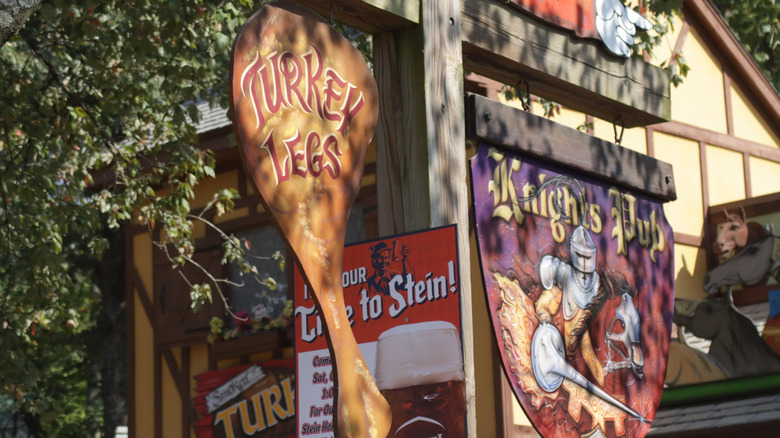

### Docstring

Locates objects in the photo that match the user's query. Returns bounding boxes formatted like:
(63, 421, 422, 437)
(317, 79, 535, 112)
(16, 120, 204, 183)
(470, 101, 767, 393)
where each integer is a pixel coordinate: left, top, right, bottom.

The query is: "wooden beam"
(292, 0, 418, 33)
(420, 2, 476, 435)
(460, 0, 671, 128)
(126, 227, 137, 438)
(374, 31, 406, 235)
(375, 0, 476, 433)
(466, 93, 678, 201)
(652, 121, 780, 162)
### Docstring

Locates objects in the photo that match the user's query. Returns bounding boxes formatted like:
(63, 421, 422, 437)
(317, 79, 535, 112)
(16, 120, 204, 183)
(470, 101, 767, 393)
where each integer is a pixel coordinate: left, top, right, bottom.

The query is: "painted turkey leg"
(229, 2, 391, 436)
(293, 201, 392, 437)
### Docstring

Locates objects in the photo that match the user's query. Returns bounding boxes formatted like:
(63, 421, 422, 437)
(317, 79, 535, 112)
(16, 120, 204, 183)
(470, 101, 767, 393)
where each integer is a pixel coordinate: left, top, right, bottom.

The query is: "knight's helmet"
(570, 225, 597, 274)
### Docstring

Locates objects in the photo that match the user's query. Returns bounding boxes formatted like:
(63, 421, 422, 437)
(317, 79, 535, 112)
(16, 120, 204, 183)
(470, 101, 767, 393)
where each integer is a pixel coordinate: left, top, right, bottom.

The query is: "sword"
(531, 323, 649, 423)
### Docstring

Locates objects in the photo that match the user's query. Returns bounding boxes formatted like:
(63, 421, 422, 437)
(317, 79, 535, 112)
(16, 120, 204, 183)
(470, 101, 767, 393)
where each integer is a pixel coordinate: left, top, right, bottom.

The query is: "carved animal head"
(713, 208, 767, 262)
(714, 209, 748, 262)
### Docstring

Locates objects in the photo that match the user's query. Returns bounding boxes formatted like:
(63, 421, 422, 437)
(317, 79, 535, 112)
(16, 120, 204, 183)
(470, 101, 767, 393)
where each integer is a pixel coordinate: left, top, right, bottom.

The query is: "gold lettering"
(238, 400, 260, 434)
(538, 174, 548, 217)
(213, 404, 240, 438)
(650, 210, 665, 262)
(589, 204, 602, 233)
(261, 386, 288, 426)
(637, 218, 652, 247)
(623, 193, 637, 245)
(610, 188, 627, 256)
(250, 392, 269, 431)
(610, 187, 666, 262)
(487, 148, 524, 224)
(281, 377, 295, 416)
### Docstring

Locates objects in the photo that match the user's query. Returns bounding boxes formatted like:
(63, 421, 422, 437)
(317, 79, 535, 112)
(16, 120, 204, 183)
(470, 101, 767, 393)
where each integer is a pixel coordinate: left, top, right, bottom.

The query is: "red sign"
(293, 226, 466, 437)
(505, 0, 653, 57)
(471, 144, 674, 437)
(192, 360, 295, 438)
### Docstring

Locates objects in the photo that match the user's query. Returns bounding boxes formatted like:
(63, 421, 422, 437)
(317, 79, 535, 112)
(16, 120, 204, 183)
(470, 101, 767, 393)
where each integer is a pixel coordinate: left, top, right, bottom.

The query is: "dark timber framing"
(465, 93, 678, 201)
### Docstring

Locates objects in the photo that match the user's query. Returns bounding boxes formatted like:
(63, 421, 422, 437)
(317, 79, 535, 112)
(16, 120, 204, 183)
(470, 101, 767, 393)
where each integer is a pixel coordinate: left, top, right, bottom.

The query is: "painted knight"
(536, 225, 607, 385)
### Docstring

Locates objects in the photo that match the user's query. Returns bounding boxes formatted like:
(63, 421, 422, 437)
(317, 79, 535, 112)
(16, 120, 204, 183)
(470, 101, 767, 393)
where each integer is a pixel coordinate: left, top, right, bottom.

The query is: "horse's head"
(605, 292, 644, 379)
(714, 209, 748, 262)
(703, 235, 779, 295)
(712, 208, 768, 262)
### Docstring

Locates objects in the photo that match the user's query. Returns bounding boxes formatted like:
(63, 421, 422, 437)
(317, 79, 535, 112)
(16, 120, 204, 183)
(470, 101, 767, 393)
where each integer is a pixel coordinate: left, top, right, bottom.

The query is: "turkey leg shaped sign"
(229, 2, 390, 437)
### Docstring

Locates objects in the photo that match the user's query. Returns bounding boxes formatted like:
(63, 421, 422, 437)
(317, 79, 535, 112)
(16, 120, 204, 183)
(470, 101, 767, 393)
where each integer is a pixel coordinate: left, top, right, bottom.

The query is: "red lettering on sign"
(302, 47, 324, 119)
(306, 132, 324, 177)
(260, 132, 290, 185)
(240, 45, 365, 186)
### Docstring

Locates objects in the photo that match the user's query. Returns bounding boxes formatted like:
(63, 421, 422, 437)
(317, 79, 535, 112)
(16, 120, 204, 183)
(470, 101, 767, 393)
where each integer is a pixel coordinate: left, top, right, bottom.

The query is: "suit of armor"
(536, 226, 606, 385)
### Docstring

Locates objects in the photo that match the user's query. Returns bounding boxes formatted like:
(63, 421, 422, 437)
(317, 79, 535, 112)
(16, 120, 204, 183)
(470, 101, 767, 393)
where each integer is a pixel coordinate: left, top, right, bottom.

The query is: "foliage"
(711, 0, 780, 91)
(207, 300, 294, 344)
(0, 0, 270, 432)
(633, 0, 690, 86)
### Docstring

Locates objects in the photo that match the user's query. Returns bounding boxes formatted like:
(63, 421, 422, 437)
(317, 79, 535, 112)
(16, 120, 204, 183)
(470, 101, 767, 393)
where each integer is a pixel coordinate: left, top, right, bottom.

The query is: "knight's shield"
(471, 143, 674, 438)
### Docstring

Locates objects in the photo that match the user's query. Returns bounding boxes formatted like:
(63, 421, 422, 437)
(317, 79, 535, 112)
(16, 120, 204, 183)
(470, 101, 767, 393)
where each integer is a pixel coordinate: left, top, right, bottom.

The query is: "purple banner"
(471, 143, 674, 438)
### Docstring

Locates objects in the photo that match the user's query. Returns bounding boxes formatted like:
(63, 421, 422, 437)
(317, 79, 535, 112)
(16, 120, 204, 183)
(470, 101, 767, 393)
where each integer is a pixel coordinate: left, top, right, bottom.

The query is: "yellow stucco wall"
(706, 145, 746, 205)
(672, 243, 708, 300)
(670, 28, 728, 134)
(654, 132, 705, 236)
(749, 157, 780, 197)
(163, 349, 183, 438)
(192, 169, 240, 210)
(647, 12, 685, 69)
(731, 82, 780, 147)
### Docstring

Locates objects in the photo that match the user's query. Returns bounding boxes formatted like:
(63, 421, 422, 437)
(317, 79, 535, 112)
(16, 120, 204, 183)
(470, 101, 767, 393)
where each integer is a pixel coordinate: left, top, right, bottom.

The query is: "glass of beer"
(374, 321, 466, 438)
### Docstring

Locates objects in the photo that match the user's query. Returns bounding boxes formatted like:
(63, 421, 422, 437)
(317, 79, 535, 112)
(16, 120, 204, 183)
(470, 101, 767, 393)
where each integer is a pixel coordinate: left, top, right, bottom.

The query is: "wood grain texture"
(375, 1, 476, 433)
(292, 0, 418, 33)
(460, 0, 671, 128)
(422, 1, 476, 435)
(374, 32, 406, 236)
(467, 93, 678, 201)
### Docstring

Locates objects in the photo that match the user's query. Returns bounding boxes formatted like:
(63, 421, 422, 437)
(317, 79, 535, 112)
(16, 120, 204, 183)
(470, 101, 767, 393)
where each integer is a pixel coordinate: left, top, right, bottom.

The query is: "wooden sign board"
(192, 360, 295, 438)
(503, 0, 653, 57)
(471, 135, 675, 437)
(229, 1, 388, 436)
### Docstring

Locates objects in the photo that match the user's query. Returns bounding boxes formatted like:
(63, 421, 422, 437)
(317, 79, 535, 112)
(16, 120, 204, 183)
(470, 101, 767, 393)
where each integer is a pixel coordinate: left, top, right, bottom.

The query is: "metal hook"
(613, 117, 625, 145)
(518, 80, 531, 112)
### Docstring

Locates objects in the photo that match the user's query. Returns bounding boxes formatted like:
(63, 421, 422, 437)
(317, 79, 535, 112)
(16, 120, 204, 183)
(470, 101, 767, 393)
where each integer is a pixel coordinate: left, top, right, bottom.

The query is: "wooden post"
(375, 0, 475, 433)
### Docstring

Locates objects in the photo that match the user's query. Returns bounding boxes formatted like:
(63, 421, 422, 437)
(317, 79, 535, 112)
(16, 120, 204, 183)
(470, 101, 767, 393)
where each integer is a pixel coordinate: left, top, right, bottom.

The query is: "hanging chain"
(613, 116, 625, 146)
(517, 80, 531, 112)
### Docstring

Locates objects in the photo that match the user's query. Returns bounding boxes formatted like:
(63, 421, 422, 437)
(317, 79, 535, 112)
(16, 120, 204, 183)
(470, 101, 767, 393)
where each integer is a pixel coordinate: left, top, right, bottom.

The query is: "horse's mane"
(744, 222, 768, 246)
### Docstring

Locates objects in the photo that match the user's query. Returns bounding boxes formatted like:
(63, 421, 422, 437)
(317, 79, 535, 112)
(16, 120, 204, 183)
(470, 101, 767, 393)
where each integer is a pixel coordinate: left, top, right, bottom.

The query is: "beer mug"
(375, 321, 466, 437)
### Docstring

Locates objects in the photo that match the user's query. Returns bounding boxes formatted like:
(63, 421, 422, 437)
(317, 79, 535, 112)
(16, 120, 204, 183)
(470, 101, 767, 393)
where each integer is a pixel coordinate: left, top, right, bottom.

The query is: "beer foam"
(375, 321, 465, 390)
